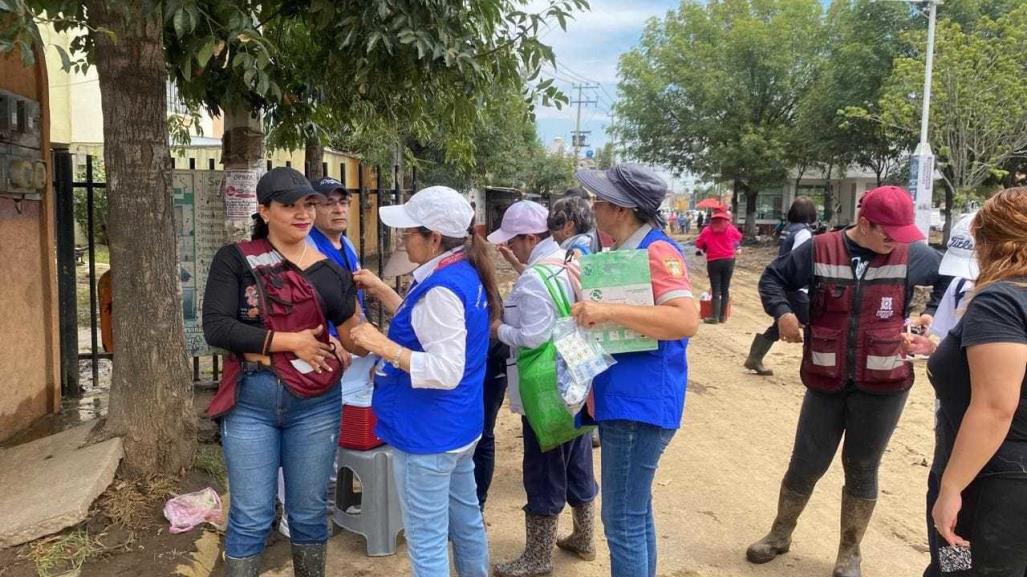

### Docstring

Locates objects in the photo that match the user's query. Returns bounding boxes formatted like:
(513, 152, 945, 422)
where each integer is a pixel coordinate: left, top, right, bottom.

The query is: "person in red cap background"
(746, 186, 949, 577)
(694, 208, 743, 324)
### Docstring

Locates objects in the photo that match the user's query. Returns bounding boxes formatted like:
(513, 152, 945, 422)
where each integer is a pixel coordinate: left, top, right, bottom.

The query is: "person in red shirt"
(694, 210, 742, 324)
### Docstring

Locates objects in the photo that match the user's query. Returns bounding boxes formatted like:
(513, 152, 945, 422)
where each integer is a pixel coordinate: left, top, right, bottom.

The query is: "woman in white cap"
(487, 201, 598, 577)
(349, 186, 501, 577)
(573, 163, 699, 577)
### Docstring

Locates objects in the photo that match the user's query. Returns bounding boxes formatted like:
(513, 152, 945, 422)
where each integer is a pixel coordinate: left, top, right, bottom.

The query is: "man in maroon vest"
(747, 186, 949, 577)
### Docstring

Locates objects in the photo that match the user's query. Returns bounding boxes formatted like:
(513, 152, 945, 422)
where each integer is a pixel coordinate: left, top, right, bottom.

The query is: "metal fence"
(53, 149, 416, 397)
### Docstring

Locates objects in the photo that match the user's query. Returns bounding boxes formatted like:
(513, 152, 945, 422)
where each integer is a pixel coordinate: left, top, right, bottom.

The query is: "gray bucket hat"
(575, 163, 668, 225)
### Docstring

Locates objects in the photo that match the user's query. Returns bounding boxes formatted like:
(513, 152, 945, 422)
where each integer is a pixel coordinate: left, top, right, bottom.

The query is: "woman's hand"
(350, 323, 393, 358)
(932, 486, 970, 548)
(353, 268, 388, 296)
(329, 336, 352, 370)
(571, 301, 612, 328)
(281, 325, 334, 373)
(497, 245, 525, 274)
(901, 333, 936, 356)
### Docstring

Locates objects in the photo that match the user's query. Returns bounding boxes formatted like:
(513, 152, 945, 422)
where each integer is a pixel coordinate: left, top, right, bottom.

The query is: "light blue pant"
(599, 420, 676, 577)
(393, 444, 489, 577)
(221, 369, 340, 558)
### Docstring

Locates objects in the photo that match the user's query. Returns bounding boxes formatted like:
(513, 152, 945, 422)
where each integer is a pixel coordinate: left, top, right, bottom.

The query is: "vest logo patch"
(664, 257, 684, 278)
(876, 296, 894, 319)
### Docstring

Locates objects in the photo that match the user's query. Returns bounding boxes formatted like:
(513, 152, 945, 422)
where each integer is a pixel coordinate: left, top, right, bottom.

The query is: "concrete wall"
(0, 50, 59, 442)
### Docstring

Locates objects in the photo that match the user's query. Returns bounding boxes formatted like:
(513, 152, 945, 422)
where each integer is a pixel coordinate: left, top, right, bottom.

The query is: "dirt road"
(263, 243, 935, 577)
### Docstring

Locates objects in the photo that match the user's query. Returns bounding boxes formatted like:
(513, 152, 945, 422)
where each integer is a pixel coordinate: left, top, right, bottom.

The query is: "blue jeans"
(221, 369, 341, 558)
(393, 444, 489, 577)
(599, 420, 676, 577)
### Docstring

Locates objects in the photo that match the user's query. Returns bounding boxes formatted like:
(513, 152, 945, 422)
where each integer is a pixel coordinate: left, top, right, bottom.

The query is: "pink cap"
(487, 201, 549, 244)
(858, 186, 925, 243)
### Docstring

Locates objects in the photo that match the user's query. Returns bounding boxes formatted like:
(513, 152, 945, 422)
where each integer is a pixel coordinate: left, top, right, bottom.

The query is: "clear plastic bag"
(551, 317, 616, 414)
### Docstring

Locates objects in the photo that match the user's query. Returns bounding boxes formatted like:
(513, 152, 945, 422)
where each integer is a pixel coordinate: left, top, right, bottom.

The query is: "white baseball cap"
(379, 186, 473, 238)
(939, 211, 979, 280)
(486, 200, 549, 244)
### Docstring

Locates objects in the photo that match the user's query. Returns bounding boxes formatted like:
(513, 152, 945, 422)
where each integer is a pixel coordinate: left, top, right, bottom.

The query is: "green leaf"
(196, 40, 216, 68)
(172, 8, 188, 39)
(55, 45, 73, 71)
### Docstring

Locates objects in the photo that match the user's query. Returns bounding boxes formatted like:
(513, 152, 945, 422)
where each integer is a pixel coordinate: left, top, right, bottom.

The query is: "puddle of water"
(1, 359, 111, 448)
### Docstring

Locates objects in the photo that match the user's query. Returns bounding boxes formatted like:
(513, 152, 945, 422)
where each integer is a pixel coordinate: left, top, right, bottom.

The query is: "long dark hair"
(251, 205, 271, 240)
(421, 221, 502, 322)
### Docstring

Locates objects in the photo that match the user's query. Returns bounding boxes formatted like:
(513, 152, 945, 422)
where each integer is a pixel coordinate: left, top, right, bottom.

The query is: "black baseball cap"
(256, 167, 323, 205)
(313, 177, 350, 197)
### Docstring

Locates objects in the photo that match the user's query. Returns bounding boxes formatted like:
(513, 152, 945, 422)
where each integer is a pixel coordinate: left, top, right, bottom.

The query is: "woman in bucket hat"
(348, 186, 501, 577)
(573, 163, 700, 577)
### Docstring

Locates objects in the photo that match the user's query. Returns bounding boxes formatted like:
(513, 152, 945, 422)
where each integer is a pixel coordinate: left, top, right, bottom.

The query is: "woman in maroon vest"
(203, 167, 365, 577)
(748, 186, 948, 577)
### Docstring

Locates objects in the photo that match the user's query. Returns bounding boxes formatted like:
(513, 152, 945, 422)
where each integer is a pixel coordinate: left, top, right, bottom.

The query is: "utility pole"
(571, 82, 599, 159)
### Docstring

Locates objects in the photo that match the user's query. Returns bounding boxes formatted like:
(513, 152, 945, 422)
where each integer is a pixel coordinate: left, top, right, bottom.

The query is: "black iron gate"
(54, 151, 417, 398)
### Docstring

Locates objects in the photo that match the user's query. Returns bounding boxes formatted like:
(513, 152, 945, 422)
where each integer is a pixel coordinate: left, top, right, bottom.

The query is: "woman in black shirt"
(202, 167, 363, 577)
(914, 187, 1027, 576)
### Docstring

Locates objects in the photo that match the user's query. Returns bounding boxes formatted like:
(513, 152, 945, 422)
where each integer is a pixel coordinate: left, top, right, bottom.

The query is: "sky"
(530, 0, 680, 157)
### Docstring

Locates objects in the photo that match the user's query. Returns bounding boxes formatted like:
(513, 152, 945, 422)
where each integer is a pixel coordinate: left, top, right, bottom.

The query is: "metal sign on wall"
(173, 169, 227, 357)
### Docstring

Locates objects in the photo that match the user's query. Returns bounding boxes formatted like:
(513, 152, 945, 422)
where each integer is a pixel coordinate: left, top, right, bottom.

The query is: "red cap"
(710, 209, 731, 221)
(858, 186, 924, 243)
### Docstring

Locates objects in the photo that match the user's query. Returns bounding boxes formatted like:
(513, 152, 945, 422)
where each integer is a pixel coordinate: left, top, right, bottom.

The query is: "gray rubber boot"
(557, 502, 596, 561)
(291, 542, 326, 577)
(224, 553, 262, 577)
(494, 513, 558, 577)
(833, 490, 877, 577)
(746, 485, 812, 564)
(744, 334, 775, 376)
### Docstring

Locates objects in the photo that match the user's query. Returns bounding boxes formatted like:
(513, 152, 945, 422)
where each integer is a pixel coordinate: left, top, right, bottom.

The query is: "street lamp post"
(902, 0, 942, 239)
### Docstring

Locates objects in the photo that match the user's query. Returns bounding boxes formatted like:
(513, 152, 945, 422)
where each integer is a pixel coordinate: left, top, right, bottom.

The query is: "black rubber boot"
(746, 485, 812, 564)
(744, 334, 775, 376)
(291, 542, 327, 577)
(718, 294, 730, 324)
(833, 490, 876, 577)
(224, 553, 262, 577)
(557, 502, 596, 561)
(494, 513, 558, 577)
(704, 295, 722, 324)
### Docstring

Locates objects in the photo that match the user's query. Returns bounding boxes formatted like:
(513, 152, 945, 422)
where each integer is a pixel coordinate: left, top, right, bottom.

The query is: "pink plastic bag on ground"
(163, 487, 226, 534)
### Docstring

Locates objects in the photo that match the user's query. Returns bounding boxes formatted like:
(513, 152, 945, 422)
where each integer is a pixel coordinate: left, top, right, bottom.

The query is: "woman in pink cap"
(694, 209, 742, 324)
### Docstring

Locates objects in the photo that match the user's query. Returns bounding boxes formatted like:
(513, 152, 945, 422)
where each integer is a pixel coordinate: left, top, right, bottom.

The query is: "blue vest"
(592, 228, 689, 429)
(309, 227, 366, 314)
(372, 258, 489, 453)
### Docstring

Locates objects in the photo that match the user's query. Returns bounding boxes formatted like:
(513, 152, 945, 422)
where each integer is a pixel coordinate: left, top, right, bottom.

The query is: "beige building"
(41, 25, 380, 254)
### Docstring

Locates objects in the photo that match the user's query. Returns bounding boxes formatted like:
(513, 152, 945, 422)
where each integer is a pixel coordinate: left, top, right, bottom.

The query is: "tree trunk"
(730, 178, 740, 218)
(943, 180, 956, 246)
(823, 164, 835, 225)
(223, 107, 265, 242)
(304, 133, 324, 181)
(743, 185, 758, 238)
(87, 1, 195, 476)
